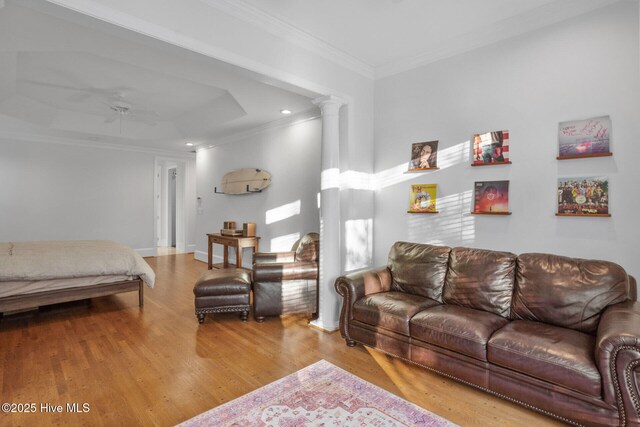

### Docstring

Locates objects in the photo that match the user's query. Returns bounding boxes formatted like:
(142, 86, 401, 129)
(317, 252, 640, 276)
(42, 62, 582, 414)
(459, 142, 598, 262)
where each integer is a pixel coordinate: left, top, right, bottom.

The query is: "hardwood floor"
(0, 254, 566, 426)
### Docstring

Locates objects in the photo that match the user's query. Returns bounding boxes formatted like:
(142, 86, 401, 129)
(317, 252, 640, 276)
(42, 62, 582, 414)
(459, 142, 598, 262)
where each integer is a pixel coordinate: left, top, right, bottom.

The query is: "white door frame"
(154, 157, 188, 253)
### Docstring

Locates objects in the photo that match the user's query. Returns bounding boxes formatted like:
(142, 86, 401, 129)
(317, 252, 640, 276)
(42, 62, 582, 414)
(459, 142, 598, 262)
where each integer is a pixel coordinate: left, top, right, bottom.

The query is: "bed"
(0, 240, 155, 314)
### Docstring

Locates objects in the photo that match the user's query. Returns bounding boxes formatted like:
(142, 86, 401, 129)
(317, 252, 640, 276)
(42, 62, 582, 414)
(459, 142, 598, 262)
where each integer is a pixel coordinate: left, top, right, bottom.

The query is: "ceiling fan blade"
(68, 92, 91, 102)
(131, 109, 160, 119)
(19, 78, 133, 100)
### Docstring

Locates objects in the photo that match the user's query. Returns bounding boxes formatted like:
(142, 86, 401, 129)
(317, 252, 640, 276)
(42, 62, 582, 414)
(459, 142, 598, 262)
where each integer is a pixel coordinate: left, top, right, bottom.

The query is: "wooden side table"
(207, 233, 260, 269)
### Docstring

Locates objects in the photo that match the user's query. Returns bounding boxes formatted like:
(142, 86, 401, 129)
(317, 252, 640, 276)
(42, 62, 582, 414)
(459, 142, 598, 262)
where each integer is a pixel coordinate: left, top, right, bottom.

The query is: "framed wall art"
(472, 180, 511, 215)
(472, 130, 511, 166)
(408, 141, 439, 171)
(557, 176, 610, 217)
(558, 116, 612, 160)
(408, 184, 438, 213)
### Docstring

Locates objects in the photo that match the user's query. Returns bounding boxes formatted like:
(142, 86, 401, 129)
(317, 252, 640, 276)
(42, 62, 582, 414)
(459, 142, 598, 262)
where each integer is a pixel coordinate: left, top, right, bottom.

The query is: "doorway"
(155, 158, 187, 256)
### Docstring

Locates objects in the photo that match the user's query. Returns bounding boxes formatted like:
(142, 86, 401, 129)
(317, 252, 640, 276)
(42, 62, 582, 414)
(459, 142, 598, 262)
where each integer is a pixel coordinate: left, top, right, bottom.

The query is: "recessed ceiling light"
(280, 109, 292, 115)
(185, 142, 194, 147)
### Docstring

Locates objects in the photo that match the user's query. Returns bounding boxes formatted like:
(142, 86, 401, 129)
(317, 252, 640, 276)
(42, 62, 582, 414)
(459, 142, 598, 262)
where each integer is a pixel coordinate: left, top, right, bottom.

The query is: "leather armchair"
(252, 232, 319, 322)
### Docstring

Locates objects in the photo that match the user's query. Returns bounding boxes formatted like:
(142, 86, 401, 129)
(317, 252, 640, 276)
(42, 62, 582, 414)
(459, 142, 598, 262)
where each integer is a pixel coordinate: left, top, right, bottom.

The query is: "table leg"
(223, 245, 229, 268)
(236, 243, 242, 269)
(208, 236, 213, 269)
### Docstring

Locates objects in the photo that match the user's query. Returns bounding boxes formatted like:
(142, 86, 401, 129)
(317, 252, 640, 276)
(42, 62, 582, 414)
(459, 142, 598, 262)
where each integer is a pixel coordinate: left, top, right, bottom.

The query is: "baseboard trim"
(309, 318, 339, 333)
(194, 250, 209, 263)
(193, 250, 253, 269)
(136, 247, 157, 257)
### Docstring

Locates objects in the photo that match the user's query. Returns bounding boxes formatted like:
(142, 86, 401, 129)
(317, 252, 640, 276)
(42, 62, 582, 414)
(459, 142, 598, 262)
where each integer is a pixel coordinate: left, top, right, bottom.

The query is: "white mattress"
(0, 275, 137, 298)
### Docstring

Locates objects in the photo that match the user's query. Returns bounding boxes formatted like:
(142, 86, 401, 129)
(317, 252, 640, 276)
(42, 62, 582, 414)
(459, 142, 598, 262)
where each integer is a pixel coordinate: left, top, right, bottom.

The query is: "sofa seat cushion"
(410, 305, 509, 361)
(488, 320, 600, 397)
(353, 291, 440, 336)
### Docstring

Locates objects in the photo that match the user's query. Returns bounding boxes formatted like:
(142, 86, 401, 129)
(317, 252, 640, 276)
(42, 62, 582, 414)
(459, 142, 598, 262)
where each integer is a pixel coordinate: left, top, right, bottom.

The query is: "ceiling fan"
(103, 94, 160, 130)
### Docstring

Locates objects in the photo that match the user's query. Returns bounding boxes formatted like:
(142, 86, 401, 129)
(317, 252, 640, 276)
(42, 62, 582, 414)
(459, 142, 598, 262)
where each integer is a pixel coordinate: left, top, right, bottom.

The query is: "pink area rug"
(177, 359, 457, 426)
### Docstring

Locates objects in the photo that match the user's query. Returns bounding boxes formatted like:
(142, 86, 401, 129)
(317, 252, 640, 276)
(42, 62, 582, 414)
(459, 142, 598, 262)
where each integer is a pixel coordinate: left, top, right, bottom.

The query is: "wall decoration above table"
(472, 180, 511, 215)
(408, 140, 439, 171)
(408, 184, 438, 213)
(558, 115, 612, 160)
(557, 176, 610, 217)
(471, 130, 511, 166)
(214, 168, 271, 194)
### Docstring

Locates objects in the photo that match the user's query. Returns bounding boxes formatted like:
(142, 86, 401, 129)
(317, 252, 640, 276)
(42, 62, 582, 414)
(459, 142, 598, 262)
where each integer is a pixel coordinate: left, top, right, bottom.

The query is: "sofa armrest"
(253, 251, 296, 264)
(334, 266, 391, 342)
(596, 300, 640, 423)
(253, 261, 318, 281)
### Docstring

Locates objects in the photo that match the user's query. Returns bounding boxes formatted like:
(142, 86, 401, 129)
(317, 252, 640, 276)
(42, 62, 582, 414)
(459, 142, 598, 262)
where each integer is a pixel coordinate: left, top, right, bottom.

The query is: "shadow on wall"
(345, 219, 373, 273)
(374, 141, 470, 190)
(408, 191, 475, 246)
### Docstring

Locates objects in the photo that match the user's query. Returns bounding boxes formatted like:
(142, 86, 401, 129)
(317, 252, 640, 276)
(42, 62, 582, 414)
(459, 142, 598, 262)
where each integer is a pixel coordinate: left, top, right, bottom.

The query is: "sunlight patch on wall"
(265, 200, 301, 225)
(438, 140, 470, 169)
(270, 232, 301, 252)
(340, 170, 374, 191)
(408, 191, 475, 245)
(321, 168, 340, 191)
(372, 162, 413, 190)
(344, 218, 373, 272)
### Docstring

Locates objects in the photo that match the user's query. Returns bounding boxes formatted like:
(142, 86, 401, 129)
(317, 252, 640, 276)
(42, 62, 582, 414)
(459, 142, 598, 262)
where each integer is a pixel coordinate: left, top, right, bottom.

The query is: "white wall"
(373, 1, 640, 281)
(195, 118, 321, 267)
(0, 138, 197, 255)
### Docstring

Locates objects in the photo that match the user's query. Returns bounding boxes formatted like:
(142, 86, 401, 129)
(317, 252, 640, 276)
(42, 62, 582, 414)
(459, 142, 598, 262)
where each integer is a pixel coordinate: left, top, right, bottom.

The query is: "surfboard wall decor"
(214, 168, 272, 195)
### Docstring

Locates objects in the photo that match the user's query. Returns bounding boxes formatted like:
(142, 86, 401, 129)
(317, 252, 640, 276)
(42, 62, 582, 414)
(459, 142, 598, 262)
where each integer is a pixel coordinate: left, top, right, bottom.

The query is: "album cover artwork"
(557, 176, 609, 215)
(409, 184, 437, 213)
(409, 141, 439, 169)
(473, 130, 509, 165)
(473, 180, 509, 213)
(558, 116, 610, 157)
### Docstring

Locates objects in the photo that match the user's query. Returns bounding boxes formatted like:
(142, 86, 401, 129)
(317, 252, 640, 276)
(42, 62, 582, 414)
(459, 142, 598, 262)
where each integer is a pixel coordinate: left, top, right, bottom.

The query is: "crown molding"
(0, 131, 196, 158)
(199, 0, 375, 80)
(376, 0, 621, 79)
(200, 108, 320, 150)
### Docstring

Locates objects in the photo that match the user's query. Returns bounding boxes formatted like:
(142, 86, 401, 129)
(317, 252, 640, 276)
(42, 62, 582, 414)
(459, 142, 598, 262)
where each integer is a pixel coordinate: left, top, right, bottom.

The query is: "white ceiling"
(212, 0, 621, 78)
(0, 0, 621, 153)
(0, 0, 318, 153)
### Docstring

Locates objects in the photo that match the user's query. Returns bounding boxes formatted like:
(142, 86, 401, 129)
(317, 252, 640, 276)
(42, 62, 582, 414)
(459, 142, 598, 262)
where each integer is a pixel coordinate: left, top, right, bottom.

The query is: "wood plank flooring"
(0, 254, 566, 426)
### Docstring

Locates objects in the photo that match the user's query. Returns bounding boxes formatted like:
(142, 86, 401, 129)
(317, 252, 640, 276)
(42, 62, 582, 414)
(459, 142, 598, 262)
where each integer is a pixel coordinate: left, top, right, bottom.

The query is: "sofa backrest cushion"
(388, 242, 451, 302)
(513, 253, 630, 334)
(443, 247, 516, 318)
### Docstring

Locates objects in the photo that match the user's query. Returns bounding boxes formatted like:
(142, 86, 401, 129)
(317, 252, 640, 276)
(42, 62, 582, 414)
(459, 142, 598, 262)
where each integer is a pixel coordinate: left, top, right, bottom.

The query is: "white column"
(311, 95, 344, 332)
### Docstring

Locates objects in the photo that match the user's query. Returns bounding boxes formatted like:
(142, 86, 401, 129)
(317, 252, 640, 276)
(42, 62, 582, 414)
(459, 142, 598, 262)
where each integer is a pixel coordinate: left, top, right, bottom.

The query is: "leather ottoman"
(193, 269, 251, 323)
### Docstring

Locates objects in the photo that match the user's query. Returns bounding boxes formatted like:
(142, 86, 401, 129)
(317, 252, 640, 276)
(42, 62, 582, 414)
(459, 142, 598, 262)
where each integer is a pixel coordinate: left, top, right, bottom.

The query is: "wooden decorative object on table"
(243, 223, 256, 237)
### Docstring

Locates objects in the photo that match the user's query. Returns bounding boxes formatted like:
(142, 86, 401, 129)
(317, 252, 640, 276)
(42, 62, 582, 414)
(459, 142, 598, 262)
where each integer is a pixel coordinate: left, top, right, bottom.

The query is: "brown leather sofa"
(252, 232, 319, 322)
(335, 241, 640, 427)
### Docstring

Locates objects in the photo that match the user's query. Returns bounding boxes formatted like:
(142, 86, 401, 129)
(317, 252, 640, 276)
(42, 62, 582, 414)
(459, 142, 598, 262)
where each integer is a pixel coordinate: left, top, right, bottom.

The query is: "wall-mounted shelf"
(557, 152, 612, 160)
(214, 185, 263, 195)
(405, 167, 440, 173)
(471, 161, 512, 167)
(555, 213, 611, 217)
(407, 210, 439, 214)
(471, 211, 512, 215)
